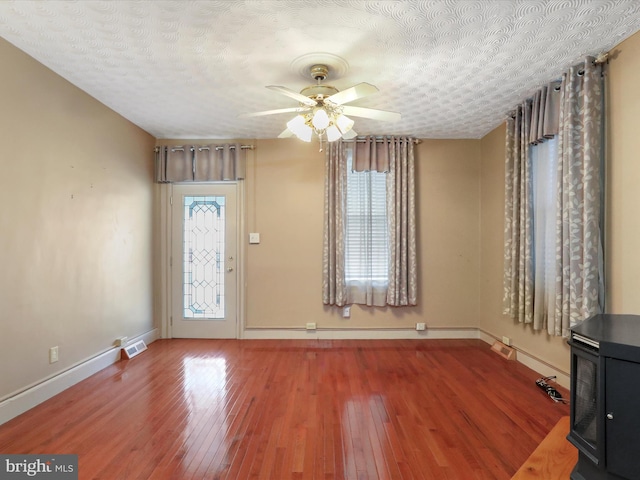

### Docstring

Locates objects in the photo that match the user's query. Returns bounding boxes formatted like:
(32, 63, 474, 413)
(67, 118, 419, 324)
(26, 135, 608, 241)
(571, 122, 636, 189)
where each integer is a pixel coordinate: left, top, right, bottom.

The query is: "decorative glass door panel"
(171, 184, 237, 338)
(183, 195, 226, 319)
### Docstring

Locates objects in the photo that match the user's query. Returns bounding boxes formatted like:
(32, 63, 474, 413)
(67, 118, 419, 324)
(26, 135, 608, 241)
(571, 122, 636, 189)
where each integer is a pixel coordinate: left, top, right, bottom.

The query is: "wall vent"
(491, 340, 516, 361)
(122, 340, 147, 360)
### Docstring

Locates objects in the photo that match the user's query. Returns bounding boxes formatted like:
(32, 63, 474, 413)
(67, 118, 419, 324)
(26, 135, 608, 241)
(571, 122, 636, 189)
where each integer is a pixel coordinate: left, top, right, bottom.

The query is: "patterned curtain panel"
(503, 103, 534, 324)
(155, 143, 246, 182)
(503, 59, 604, 337)
(322, 141, 348, 306)
(553, 58, 604, 337)
(386, 137, 417, 306)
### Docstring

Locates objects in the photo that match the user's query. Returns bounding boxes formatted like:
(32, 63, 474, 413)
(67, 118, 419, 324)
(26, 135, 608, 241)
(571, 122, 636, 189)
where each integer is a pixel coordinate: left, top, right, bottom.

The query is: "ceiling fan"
(240, 63, 401, 144)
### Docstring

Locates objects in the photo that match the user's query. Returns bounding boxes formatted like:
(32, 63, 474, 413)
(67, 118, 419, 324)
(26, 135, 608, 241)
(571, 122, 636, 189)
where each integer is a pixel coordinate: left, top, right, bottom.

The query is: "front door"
(171, 184, 237, 338)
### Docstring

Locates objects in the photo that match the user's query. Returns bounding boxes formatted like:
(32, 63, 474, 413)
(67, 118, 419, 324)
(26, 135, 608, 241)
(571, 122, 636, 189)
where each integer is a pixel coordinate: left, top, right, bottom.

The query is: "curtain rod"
(156, 139, 420, 151)
(155, 144, 254, 152)
(594, 52, 608, 64)
(156, 138, 423, 152)
(344, 137, 421, 144)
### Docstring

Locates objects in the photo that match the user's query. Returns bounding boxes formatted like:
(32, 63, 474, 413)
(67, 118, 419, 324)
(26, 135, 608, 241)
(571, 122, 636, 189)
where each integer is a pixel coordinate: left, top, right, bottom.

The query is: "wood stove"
(568, 314, 640, 480)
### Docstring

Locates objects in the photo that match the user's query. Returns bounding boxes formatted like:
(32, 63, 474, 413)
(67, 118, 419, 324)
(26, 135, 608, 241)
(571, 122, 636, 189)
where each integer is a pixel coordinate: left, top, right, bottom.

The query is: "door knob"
(606, 413, 614, 420)
(227, 267, 233, 272)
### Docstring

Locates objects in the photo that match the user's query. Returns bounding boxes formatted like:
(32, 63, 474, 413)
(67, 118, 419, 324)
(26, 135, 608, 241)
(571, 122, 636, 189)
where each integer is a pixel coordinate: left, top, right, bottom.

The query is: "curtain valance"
(155, 143, 248, 183)
(352, 136, 418, 173)
(353, 136, 390, 172)
(508, 81, 562, 147)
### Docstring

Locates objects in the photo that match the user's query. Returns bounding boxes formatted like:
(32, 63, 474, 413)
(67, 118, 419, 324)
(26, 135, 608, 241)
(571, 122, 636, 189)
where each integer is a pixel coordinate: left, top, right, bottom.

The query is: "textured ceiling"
(1, 0, 639, 140)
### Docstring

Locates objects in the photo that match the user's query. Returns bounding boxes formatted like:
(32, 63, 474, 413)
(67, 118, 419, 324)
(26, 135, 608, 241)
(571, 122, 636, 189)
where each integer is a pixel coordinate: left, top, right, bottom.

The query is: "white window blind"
(345, 148, 388, 283)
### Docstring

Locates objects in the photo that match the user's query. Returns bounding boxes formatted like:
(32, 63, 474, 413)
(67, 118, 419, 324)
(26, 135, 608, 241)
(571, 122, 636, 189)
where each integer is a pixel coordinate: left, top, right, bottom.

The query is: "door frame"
(157, 181, 245, 339)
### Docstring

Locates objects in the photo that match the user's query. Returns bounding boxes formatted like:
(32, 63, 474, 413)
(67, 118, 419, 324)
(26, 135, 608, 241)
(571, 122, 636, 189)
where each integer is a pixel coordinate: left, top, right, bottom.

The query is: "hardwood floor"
(511, 416, 576, 479)
(0, 339, 570, 479)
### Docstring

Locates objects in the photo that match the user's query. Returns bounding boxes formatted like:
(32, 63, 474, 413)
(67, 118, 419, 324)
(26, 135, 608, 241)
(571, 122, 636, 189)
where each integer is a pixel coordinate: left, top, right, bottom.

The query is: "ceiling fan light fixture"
(286, 114, 305, 130)
(336, 114, 354, 134)
(325, 125, 342, 142)
(287, 115, 313, 142)
(297, 127, 313, 142)
(311, 108, 330, 130)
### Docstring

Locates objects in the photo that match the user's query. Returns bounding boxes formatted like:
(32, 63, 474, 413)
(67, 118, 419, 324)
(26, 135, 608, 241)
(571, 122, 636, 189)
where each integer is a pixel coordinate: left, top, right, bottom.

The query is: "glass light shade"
(326, 125, 342, 142)
(286, 115, 307, 134)
(286, 115, 313, 142)
(311, 108, 330, 130)
(296, 124, 313, 142)
(336, 114, 354, 134)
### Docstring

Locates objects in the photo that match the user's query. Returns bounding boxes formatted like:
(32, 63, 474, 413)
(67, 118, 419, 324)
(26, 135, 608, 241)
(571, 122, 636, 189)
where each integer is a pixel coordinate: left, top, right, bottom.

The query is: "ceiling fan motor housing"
(299, 84, 339, 102)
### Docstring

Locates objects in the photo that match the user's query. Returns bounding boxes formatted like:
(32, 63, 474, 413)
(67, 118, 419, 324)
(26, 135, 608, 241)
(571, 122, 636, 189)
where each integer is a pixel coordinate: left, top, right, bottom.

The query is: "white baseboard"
(0, 328, 158, 426)
(478, 330, 570, 389)
(242, 327, 480, 340)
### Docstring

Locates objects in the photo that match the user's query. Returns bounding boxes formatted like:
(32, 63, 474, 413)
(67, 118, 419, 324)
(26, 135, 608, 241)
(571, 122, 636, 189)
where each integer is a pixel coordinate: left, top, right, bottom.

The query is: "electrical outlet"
(115, 337, 128, 347)
(306, 322, 317, 330)
(416, 322, 426, 331)
(343, 306, 351, 318)
(49, 346, 59, 364)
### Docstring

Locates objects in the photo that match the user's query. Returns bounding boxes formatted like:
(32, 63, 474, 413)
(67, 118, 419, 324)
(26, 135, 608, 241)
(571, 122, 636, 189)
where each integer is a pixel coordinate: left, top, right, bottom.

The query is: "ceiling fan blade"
(326, 82, 379, 105)
(278, 128, 294, 138)
(341, 105, 401, 122)
(341, 129, 358, 140)
(239, 107, 309, 118)
(266, 85, 317, 106)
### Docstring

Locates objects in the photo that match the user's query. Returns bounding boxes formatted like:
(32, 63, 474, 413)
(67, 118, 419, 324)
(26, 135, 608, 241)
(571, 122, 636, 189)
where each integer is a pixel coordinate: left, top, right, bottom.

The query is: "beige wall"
(243, 138, 481, 331)
(606, 31, 640, 313)
(0, 39, 156, 400)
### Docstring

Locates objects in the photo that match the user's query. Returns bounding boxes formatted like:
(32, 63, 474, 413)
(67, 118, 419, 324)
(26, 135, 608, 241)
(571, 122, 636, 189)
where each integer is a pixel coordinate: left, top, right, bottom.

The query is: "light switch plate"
(249, 232, 260, 244)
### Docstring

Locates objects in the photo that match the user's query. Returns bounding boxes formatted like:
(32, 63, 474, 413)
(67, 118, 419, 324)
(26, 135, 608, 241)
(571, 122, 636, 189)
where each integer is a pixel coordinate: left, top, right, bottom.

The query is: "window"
(344, 147, 388, 286)
(531, 137, 558, 325)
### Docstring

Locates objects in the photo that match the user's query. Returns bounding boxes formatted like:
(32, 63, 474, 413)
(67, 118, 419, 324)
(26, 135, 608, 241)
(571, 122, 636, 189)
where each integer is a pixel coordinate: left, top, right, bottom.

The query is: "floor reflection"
(340, 395, 390, 479)
(177, 355, 229, 476)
